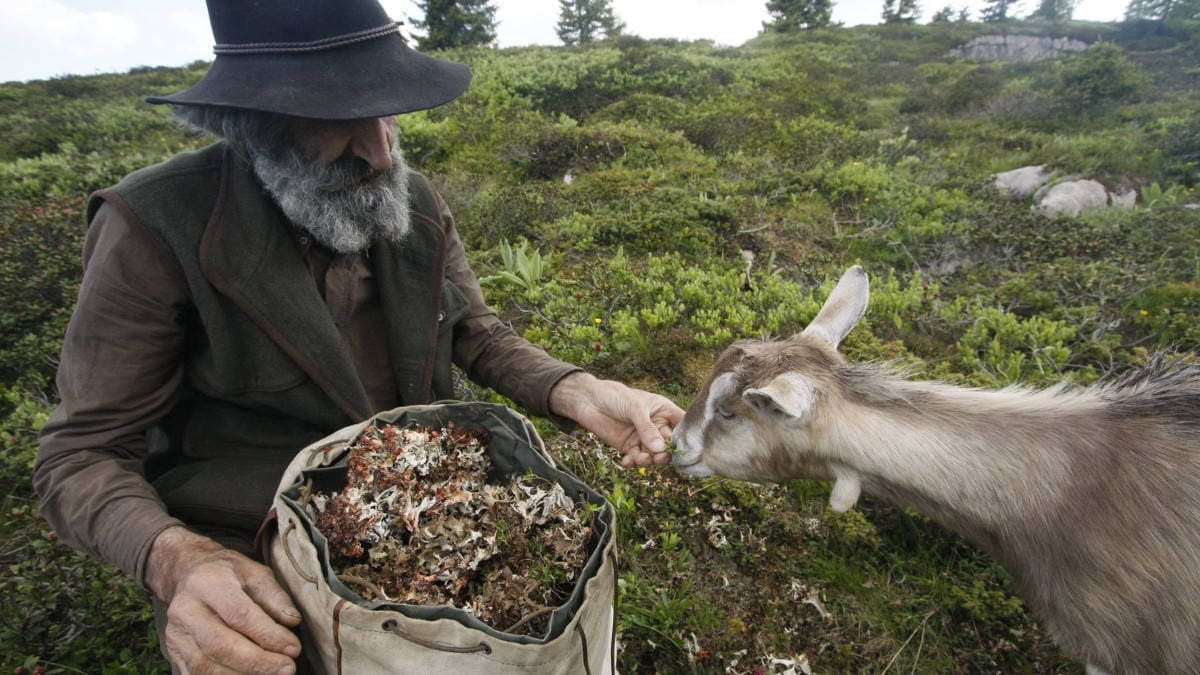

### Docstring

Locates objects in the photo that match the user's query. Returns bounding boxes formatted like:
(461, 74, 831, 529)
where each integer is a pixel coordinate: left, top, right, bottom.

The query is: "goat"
(671, 266, 1200, 675)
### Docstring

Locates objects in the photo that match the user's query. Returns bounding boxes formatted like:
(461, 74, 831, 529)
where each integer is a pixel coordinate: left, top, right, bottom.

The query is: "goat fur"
(672, 266, 1200, 674)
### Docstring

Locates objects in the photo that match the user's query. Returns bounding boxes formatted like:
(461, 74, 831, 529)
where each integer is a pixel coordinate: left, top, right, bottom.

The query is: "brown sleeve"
(34, 199, 189, 586)
(436, 192, 583, 425)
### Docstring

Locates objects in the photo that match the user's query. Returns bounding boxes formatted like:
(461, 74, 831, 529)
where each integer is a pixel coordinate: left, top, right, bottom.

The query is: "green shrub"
(951, 303, 1076, 386)
(0, 196, 85, 390)
(1130, 281, 1200, 346)
(0, 503, 164, 674)
(1052, 41, 1145, 113)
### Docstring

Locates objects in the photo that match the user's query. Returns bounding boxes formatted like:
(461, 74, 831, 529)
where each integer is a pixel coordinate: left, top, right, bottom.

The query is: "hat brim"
(147, 34, 471, 120)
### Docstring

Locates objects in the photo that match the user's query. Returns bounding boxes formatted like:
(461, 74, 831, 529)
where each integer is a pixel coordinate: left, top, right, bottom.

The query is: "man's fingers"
(627, 410, 667, 454)
(658, 400, 685, 426)
(621, 448, 659, 467)
(170, 556, 301, 667)
(207, 582, 301, 660)
(655, 417, 674, 440)
(189, 601, 297, 674)
(166, 601, 293, 675)
(164, 626, 200, 675)
(242, 564, 303, 628)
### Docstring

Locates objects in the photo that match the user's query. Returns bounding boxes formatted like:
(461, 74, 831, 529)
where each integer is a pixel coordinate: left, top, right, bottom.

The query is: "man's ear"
(743, 372, 816, 424)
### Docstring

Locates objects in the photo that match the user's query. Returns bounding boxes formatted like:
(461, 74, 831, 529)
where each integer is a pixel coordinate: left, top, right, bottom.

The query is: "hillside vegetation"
(2, 20, 1198, 674)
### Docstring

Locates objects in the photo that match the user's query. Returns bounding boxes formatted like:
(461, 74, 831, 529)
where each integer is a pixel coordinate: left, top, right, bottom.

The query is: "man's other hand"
(550, 372, 684, 467)
(146, 527, 302, 674)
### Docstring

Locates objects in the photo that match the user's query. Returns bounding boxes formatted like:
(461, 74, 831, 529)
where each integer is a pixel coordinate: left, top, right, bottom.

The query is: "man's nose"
(349, 117, 395, 172)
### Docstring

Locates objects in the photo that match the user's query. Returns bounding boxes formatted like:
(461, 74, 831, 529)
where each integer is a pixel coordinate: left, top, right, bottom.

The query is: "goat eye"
(715, 406, 735, 420)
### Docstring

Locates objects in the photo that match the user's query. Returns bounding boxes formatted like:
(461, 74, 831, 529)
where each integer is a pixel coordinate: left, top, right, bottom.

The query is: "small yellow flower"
(638, 467, 647, 476)
(593, 317, 603, 325)
(1140, 309, 1150, 317)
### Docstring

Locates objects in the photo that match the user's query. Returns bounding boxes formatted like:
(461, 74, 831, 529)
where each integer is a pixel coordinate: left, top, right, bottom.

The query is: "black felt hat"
(147, 0, 472, 120)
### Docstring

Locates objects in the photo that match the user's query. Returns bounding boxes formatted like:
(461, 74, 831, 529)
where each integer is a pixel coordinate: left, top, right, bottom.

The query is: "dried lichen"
(306, 423, 594, 636)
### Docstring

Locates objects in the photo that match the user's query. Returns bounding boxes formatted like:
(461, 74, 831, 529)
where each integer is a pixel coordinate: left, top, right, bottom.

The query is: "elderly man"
(33, 1, 682, 672)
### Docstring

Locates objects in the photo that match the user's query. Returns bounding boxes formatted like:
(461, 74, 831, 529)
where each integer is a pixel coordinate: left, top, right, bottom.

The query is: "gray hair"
(171, 105, 290, 160)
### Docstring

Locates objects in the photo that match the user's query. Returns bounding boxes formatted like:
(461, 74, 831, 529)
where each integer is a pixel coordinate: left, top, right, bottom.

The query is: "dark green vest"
(88, 143, 468, 532)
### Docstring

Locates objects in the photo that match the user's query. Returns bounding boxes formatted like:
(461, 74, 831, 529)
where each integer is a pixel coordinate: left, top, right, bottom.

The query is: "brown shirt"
(35, 190, 580, 585)
(299, 232, 396, 412)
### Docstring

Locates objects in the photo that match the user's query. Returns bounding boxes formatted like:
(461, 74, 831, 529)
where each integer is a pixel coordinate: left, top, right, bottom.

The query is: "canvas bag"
(262, 402, 617, 674)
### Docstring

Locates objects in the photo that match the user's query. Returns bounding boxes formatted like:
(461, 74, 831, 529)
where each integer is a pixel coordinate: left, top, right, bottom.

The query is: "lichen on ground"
(304, 422, 594, 636)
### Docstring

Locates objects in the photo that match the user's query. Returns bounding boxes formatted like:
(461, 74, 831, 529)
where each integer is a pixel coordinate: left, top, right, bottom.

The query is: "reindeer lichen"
(306, 423, 593, 636)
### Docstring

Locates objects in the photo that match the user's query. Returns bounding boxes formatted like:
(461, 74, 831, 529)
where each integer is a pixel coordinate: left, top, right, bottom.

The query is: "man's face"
(248, 115, 412, 254)
(289, 116, 397, 175)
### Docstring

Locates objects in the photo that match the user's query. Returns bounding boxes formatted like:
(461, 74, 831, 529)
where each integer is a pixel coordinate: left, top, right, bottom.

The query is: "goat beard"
(250, 139, 411, 255)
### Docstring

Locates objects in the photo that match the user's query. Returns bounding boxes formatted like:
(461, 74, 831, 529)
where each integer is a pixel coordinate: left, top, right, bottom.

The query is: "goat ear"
(801, 265, 869, 349)
(744, 372, 816, 423)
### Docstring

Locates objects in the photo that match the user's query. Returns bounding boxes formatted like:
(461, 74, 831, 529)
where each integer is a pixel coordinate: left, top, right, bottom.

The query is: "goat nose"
(669, 435, 695, 461)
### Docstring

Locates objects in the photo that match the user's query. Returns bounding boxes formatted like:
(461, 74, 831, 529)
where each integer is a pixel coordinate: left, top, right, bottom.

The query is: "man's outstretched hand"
(550, 372, 683, 467)
(146, 527, 302, 674)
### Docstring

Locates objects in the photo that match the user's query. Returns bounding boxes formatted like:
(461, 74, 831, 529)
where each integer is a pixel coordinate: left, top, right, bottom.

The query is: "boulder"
(1033, 179, 1110, 217)
(993, 165, 1053, 198)
(1109, 188, 1137, 209)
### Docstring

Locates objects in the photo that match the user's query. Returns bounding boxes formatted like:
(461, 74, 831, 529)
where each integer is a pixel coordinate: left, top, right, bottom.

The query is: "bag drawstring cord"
(282, 520, 318, 584)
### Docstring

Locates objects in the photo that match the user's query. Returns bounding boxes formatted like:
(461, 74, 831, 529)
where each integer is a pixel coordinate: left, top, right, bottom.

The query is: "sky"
(1, 0, 1130, 84)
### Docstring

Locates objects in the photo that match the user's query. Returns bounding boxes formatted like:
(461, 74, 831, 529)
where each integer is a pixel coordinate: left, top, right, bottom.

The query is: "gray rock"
(1109, 188, 1137, 209)
(1034, 179, 1110, 217)
(994, 165, 1053, 198)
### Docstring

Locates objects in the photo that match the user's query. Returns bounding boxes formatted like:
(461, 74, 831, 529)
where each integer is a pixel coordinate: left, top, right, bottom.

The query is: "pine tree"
(764, 0, 834, 32)
(931, 5, 955, 21)
(413, 0, 497, 51)
(556, 0, 624, 46)
(1124, 0, 1168, 19)
(1125, 0, 1198, 20)
(981, 0, 1019, 21)
(882, 0, 921, 23)
(1029, 0, 1074, 20)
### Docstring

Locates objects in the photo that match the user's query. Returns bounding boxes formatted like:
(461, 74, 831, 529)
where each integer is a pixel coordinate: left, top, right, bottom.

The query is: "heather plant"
(950, 303, 1077, 386)
(0, 195, 87, 390)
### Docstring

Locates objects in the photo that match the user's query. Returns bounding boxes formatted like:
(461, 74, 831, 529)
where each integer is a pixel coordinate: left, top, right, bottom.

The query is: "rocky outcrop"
(948, 35, 1089, 62)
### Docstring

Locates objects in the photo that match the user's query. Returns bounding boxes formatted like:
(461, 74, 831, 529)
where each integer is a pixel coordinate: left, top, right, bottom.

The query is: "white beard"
(251, 141, 411, 255)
